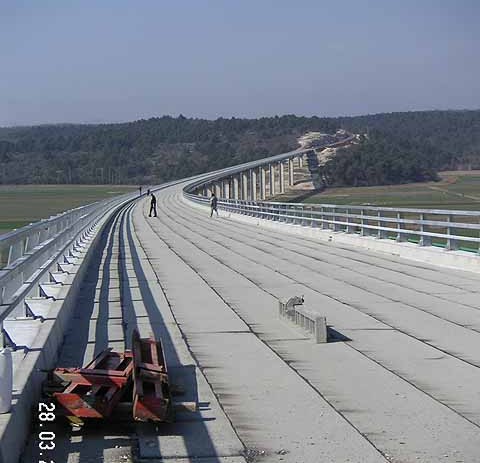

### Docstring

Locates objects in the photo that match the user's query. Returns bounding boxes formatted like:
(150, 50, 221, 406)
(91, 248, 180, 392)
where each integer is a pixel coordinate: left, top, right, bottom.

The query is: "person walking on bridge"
(149, 192, 157, 217)
(210, 192, 219, 217)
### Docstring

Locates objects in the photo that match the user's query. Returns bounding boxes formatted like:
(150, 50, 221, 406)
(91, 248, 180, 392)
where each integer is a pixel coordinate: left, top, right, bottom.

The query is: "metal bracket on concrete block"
(279, 296, 327, 343)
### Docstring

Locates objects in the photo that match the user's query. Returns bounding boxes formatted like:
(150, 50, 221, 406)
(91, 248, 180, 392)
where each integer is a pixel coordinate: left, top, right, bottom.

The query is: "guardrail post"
(309, 206, 315, 227)
(292, 205, 298, 225)
(446, 215, 458, 250)
(419, 213, 431, 246)
(360, 209, 369, 236)
(332, 207, 341, 231)
(300, 205, 307, 226)
(275, 203, 282, 222)
(346, 209, 354, 233)
(396, 212, 405, 242)
(321, 206, 328, 230)
(377, 211, 387, 239)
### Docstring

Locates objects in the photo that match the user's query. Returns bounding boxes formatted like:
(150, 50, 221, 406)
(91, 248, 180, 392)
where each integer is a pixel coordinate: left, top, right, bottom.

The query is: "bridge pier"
(250, 169, 257, 201)
(288, 158, 294, 186)
(279, 161, 285, 193)
(269, 163, 276, 197)
(233, 176, 239, 199)
(259, 167, 266, 200)
(223, 179, 230, 199)
(241, 171, 248, 200)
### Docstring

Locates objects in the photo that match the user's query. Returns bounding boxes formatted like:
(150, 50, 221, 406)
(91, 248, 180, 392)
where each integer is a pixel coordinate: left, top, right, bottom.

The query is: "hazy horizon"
(2, 107, 480, 130)
(2, 0, 479, 127)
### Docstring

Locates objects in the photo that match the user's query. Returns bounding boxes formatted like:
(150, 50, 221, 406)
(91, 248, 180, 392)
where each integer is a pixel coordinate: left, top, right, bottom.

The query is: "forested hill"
(0, 110, 479, 186)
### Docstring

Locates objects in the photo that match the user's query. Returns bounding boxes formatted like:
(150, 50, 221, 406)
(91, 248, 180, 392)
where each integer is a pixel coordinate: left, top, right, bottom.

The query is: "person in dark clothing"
(149, 193, 157, 217)
(210, 192, 218, 217)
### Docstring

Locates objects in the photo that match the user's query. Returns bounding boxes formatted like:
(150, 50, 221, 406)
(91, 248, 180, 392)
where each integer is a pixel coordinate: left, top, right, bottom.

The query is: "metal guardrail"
(0, 192, 136, 326)
(185, 194, 480, 253)
(182, 135, 479, 255)
(182, 135, 355, 195)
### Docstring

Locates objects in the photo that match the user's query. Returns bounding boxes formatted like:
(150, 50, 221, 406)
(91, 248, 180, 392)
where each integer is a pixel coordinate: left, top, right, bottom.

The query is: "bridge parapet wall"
(0, 192, 136, 463)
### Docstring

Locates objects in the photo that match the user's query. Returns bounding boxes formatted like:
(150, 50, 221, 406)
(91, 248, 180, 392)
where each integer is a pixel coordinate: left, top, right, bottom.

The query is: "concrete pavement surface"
(21, 182, 480, 462)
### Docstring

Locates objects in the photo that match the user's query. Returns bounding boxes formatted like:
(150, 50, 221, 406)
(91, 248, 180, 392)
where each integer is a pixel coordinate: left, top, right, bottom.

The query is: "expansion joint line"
(168, 196, 480, 359)
(153, 194, 480, 430)
(139, 203, 390, 461)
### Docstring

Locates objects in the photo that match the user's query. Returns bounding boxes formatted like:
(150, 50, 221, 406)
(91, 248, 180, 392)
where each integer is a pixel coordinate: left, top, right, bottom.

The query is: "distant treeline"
(0, 110, 479, 187)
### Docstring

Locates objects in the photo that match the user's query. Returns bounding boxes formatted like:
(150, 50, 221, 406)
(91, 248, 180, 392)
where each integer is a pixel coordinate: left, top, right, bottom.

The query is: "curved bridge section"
(1, 150, 480, 462)
(135, 179, 480, 462)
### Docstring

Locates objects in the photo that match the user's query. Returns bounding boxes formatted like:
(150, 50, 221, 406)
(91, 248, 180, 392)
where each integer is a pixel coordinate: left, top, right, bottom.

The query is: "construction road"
(22, 182, 480, 463)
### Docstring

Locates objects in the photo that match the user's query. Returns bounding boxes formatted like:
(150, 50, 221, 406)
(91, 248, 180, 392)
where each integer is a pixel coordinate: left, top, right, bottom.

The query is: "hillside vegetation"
(1, 110, 479, 187)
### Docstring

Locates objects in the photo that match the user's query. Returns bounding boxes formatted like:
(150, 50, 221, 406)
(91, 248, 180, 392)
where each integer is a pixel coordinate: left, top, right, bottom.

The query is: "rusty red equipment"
(45, 331, 175, 423)
(51, 349, 134, 419)
(132, 329, 173, 422)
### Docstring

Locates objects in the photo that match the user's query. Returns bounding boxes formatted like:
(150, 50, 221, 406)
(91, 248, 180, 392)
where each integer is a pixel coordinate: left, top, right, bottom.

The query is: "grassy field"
(279, 171, 480, 211)
(0, 185, 137, 235)
(274, 171, 480, 252)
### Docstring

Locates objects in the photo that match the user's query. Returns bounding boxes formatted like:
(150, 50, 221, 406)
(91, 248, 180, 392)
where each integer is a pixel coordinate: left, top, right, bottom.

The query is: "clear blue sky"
(1, 0, 479, 126)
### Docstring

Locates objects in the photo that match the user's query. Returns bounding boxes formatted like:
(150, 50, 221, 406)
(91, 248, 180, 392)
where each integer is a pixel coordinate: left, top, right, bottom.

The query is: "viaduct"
(1, 141, 480, 462)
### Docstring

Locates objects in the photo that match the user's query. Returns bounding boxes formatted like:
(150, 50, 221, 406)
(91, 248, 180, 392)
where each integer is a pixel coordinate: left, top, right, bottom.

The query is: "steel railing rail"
(182, 135, 356, 195)
(184, 194, 480, 254)
(0, 191, 136, 327)
(181, 135, 479, 254)
(0, 176, 193, 332)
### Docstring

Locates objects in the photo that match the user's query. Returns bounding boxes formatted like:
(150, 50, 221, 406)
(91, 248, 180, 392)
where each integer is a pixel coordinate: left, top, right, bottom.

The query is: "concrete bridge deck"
(21, 182, 480, 463)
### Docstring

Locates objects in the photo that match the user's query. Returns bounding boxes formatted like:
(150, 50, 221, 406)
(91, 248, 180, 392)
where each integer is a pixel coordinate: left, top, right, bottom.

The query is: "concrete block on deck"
(315, 316, 328, 343)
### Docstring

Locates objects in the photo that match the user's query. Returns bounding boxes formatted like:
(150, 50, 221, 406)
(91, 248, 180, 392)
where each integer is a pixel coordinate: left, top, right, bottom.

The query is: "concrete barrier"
(220, 208, 480, 275)
(0, 208, 120, 463)
(279, 297, 327, 343)
(0, 349, 12, 414)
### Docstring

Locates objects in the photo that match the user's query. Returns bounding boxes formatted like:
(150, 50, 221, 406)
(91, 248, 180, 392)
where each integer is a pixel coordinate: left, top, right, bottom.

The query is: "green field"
(274, 171, 480, 252)
(280, 171, 480, 211)
(0, 185, 137, 235)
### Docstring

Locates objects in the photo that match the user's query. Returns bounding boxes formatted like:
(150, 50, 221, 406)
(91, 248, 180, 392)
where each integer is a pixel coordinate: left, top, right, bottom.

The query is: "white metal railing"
(183, 136, 356, 196)
(185, 194, 480, 254)
(0, 192, 136, 329)
(182, 135, 479, 255)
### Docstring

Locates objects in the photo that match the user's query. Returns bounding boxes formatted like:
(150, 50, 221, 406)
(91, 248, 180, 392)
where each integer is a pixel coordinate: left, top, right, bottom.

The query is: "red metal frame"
(52, 349, 133, 419)
(132, 330, 173, 422)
